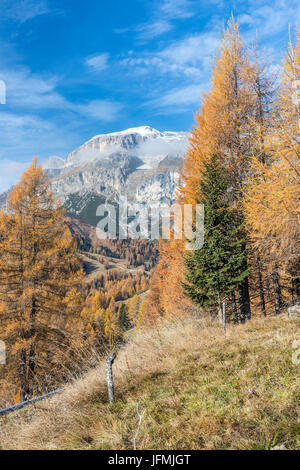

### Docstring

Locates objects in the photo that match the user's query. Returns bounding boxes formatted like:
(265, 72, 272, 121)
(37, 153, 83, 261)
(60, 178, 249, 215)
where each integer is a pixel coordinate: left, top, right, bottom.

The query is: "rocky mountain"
(42, 126, 188, 226)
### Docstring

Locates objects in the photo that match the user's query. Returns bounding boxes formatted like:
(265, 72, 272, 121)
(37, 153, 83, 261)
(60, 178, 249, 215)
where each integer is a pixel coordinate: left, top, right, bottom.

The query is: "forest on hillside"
(144, 19, 300, 327)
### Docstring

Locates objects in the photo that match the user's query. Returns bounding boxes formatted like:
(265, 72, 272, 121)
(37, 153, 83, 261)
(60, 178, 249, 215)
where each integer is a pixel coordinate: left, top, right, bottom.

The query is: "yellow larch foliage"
(147, 18, 260, 320)
(244, 29, 300, 280)
(0, 158, 85, 401)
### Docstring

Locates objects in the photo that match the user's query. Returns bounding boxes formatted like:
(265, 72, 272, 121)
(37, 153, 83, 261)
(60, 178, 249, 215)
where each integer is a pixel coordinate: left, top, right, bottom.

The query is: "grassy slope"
(0, 314, 299, 450)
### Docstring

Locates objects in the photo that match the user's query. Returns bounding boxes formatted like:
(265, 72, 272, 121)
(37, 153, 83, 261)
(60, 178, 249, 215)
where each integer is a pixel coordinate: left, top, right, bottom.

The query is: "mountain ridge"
(45, 126, 188, 225)
(1, 126, 188, 227)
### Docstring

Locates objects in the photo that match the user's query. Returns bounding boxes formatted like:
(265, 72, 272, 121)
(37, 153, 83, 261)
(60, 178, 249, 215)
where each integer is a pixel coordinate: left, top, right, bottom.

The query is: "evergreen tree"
(148, 18, 259, 320)
(118, 303, 130, 331)
(104, 300, 119, 349)
(182, 155, 250, 322)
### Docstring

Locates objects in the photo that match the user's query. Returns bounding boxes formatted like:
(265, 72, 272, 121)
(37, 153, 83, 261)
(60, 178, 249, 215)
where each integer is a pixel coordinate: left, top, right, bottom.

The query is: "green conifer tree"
(118, 303, 130, 331)
(182, 154, 250, 322)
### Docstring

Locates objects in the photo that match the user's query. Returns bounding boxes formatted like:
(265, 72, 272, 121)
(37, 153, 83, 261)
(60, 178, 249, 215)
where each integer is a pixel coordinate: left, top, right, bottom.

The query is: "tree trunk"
(238, 277, 251, 322)
(19, 349, 27, 402)
(272, 270, 283, 315)
(26, 344, 36, 399)
(257, 255, 266, 316)
(238, 241, 251, 322)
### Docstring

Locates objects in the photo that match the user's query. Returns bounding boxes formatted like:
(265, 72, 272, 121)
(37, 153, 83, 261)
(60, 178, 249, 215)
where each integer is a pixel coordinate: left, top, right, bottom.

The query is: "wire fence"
(0, 388, 65, 417)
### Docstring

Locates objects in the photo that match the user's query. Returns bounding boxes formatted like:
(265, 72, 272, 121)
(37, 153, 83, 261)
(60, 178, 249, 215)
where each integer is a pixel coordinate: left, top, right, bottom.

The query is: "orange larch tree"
(148, 18, 265, 321)
(244, 29, 300, 304)
(0, 159, 84, 401)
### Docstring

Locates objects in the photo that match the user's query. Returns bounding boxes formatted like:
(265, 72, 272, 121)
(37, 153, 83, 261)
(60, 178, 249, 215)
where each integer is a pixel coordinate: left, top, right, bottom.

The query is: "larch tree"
(246, 44, 278, 315)
(150, 18, 258, 321)
(0, 159, 84, 401)
(244, 29, 300, 306)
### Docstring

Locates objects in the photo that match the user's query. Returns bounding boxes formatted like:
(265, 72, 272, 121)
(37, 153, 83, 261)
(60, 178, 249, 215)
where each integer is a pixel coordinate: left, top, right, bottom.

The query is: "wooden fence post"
(222, 300, 226, 333)
(106, 353, 116, 404)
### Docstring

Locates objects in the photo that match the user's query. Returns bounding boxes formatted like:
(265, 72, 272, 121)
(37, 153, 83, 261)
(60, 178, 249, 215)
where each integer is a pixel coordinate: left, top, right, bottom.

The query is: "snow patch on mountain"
(62, 126, 188, 170)
(42, 156, 65, 170)
(41, 126, 189, 225)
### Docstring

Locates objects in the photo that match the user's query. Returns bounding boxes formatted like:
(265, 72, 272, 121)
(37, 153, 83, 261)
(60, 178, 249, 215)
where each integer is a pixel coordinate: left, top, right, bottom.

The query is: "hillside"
(0, 313, 299, 450)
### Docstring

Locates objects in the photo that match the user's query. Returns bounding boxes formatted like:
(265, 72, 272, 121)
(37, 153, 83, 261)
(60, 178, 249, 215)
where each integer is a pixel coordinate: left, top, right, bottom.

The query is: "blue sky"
(0, 0, 299, 191)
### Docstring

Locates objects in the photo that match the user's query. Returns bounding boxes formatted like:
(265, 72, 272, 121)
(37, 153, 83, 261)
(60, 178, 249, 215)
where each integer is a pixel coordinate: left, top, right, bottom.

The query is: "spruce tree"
(118, 303, 130, 331)
(182, 155, 250, 322)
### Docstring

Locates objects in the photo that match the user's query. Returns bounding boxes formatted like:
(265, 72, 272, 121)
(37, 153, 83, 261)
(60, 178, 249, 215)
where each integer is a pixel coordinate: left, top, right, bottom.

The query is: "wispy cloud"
(0, 111, 67, 167)
(0, 158, 31, 192)
(239, 0, 300, 40)
(78, 100, 123, 122)
(159, 32, 219, 67)
(85, 53, 110, 72)
(135, 20, 173, 41)
(1, 63, 123, 120)
(1, 0, 54, 23)
(160, 0, 196, 20)
(117, 0, 197, 42)
(1, 0, 299, 189)
(119, 0, 300, 114)
(147, 84, 203, 110)
(121, 31, 219, 79)
(1, 67, 67, 109)
(0, 61, 123, 174)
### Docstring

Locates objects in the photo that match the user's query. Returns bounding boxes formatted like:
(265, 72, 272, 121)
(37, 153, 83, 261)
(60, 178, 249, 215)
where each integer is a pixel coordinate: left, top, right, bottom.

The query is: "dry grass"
(0, 313, 299, 450)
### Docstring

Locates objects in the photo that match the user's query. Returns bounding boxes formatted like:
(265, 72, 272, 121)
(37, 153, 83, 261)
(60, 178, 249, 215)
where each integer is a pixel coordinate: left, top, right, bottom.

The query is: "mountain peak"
(62, 126, 188, 170)
(88, 126, 160, 142)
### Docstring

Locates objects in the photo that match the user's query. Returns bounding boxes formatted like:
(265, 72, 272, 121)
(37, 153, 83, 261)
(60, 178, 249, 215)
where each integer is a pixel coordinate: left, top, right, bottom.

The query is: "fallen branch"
(133, 402, 146, 450)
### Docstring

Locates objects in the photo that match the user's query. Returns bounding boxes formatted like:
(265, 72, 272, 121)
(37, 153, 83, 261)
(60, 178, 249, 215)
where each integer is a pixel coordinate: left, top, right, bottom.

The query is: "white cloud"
(0, 111, 58, 151)
(1, 0, 53, 23)
(239, 0, 300, 41)
(119, 0, 300, 113)
(0, 110, 76, 180)
(78, 100, 123, 122)
(119, 0, 197, 42)
(160, 0, 195, 20)
(85, 53, 110, 72)
(0, 158, 32, 192)
(135, 20, 173, 41)
(121, 31, 219, 79)
(1, 64, 123, 122)
(0, 159, 30, 192)
(0, 111, 51, 129)
(148, 84, 203, 109)
(159, 32, 219, 66)
(136, 136, 188, 158)
(1, 67, 68, 109)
